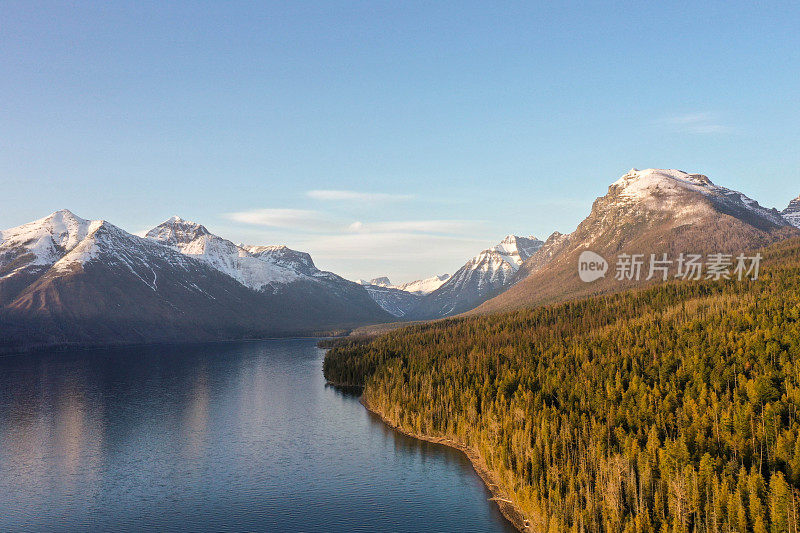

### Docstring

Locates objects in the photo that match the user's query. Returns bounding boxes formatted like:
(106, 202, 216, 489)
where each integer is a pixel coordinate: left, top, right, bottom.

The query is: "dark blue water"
(0, 339, 514, 532)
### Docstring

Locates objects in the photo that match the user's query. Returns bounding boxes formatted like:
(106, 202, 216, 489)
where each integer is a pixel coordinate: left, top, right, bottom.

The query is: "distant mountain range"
(359, 274, 451, 295)
(0, 211, 391, 352)
(1, 168, 798, 351)
(356, 274, 451, 318)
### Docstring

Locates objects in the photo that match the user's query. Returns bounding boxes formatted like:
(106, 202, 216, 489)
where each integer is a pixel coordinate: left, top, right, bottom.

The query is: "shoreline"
(1, 334, 344, 359)
(360, 397, 530, 532)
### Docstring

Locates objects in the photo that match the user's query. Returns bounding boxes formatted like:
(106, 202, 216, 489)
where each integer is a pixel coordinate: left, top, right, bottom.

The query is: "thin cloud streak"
(307, 190, 414, 202)
(224, 208, 330, 231)
(225, 207, 479, 237)
(302, 232, 489, 262)
(347, 219, 480, 235)
(660, 112, 731, 134)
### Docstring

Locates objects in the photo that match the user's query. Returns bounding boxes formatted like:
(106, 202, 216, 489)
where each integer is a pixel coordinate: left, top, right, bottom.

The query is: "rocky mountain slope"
(784, 195, 800, 228)
(474, 169, 797, 314)
(394, 274, 451, 294)
(0, 211, 391, 352)
(357, 275, 450, 317)
(146, 216, 373, 300)
(407, 235, 543, 319)
(358, 282, 422, 318)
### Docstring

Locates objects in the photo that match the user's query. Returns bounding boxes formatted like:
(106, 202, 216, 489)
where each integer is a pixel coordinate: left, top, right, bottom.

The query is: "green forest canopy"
(324, 238, 800, 532)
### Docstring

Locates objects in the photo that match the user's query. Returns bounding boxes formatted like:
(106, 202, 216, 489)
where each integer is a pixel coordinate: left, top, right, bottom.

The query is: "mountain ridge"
(0, 210, 391, 352)
(473, 168, 798, 315)
(2, 169, 797, 350)
(783, 195, 800, 228)
(406, 234, 543, 319)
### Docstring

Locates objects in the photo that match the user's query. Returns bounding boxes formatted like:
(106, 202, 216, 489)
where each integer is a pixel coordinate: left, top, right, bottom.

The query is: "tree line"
(324, 238, 800, 532)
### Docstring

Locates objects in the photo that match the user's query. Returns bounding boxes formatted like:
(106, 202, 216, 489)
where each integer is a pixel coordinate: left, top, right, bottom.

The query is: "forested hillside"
(324, 238, 800, 532)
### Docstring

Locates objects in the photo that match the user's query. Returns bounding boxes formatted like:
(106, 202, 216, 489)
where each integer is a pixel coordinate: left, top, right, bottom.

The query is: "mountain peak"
(243, 245, 316, 269)
(783, 195, 800, 228)
(368, 276, 392, 287)
(499, 234, 540, 245)
(606, 168, 789, 228)
(41, 209, 92, 229)
(0, 210, 119, 276)
(490, 235, 543, 265)
(357, 276, 392, 287)
(48, 208, 83, 219)
(146, 216, 210, 245)
(408, 236, 544, 318)
(393, 274, 451, 295)
(614, 168, 714, 192)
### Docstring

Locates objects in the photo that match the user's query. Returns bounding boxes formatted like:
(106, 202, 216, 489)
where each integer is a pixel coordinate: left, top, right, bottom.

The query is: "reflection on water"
(0, 339, 515, 532)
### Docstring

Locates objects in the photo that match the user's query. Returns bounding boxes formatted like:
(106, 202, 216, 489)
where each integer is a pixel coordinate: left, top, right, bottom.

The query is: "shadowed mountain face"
(357, 275, 451, 317)
(0, 211, 391, 353)
(2, 171, 796, 352)
(359, 283, 423, 318)
(473, 169, 798, 314)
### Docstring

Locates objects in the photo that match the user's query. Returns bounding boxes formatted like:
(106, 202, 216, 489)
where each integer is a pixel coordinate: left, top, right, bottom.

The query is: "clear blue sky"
(1, 1, 798, 282)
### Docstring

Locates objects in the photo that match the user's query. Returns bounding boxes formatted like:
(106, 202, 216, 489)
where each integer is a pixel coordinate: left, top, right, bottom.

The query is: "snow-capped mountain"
(358, 274, 450, 316)
(395, 274, 451, 295)
(407, 235, 543, 319)
(0, 210, 391, 352)
(146, 216, 345, 291)
(3, 170, 795, 349)
(476, 168, 798, 314)
(608, 169, 788, 229)
(360, 276, 392, 287)
(358, 282, 422, 318)
(783, 196, 800, 228)
(359, 274, 450, 318)
(0, 210, 203, 304)
(0, 209, 96, 285)
(359, 274, 451, 295)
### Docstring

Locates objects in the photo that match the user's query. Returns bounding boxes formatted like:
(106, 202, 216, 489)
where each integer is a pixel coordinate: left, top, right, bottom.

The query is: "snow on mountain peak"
(410, 237, 543, 318)
(394, 274, 450, 294)
(244, 245, 316, 269)
(359, 277, 392, 287)
(608, 168, 788, 227)
(492, 235, 542, 263)
(612, 168, 714, 198)
(358, 274, 451, 295)
(783, 195, 800, 228)
(0, 209, 97, 272)
(465, 235, 544, 273)
(145, 220, 329, 290)
(146, 216, 210, 246)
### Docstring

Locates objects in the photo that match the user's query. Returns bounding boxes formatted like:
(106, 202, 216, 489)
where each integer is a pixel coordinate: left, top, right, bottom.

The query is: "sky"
(1, 1, 798, 283)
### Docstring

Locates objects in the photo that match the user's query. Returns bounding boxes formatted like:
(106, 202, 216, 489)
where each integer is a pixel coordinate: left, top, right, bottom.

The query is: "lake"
(0, 338, 515, 532)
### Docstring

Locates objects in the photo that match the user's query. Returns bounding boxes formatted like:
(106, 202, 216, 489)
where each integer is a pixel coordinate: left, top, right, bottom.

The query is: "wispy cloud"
(660, 112, 731, 134)
(307, 190, 414, 202)
(224, 208, 330, 231)
(224, 206, 480, 238)
(302, 232, 488, 262)
(347, 219, 478, 234)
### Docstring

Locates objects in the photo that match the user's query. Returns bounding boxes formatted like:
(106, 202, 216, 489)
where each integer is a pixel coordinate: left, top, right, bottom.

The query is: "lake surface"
(0, 338, 515, 532)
